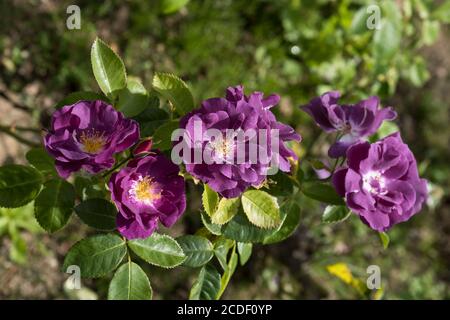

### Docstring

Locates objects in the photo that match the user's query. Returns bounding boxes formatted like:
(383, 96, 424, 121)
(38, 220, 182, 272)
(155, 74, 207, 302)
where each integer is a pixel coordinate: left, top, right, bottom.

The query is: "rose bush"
(0, 38, 428, 300)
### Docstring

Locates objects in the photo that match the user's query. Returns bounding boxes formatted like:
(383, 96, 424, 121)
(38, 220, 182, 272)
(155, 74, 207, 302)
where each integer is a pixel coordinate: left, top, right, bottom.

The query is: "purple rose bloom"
(44, 100, 139, 178)
(177, 85, 301, 198)
(108, 152, 186, 239)
(301, 91, 397, 158)
(332, 132, 427, 231)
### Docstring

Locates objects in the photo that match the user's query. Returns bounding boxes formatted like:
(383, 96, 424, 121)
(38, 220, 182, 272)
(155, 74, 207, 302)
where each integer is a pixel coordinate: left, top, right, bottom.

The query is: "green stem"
(0, 124, 42, 133)
(102, 155, 133, 178)
(330, 157, 340, 174)
(0, 125, 40, 148)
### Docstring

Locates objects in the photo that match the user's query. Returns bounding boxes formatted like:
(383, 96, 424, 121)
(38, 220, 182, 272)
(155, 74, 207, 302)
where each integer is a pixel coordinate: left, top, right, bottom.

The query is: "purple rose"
(108, 152, 186, 239)
(177, 85, 301, 198)
(332, 132, 428, 231)
(44, 100, 139, 178)
(301, 91, 397, 158)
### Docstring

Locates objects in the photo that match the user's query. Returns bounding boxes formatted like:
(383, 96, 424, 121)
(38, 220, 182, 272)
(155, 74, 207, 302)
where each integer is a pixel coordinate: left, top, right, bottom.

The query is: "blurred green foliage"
(0, 203, 42, 264)
(0, 0, 449, 299)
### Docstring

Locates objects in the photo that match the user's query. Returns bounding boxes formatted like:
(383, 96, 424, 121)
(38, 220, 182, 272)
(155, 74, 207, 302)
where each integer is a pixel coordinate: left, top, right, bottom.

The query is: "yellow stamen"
(131, 176, 161, 204)
(80, 130, 106, 154)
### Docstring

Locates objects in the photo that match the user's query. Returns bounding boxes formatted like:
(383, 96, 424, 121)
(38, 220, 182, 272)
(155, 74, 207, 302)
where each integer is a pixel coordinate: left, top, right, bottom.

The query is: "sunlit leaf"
(108, 261, 152, 300)
(241, 190, 280, 229)
(128, 233, 186, 268)
(63, 234, 127, 278)
(0, 165, 43, 208)
(91, 37, 127, 98)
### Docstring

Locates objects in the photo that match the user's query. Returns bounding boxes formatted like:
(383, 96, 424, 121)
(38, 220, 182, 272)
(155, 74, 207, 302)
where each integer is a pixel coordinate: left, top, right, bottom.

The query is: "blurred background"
(0, 0, 449, 299)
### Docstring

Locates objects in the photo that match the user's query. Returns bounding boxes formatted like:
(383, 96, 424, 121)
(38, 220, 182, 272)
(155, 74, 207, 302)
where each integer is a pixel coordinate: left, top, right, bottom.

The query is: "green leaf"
(302, 182, 345, 205)
(266, 171, 295, 196)
(34, 179, 75, 233)
(379, 232, 390, 249)
(108, 261, 152, 300)
(241, 190, 280, 229)
(322, 205, 351, 223)
(263, 201, 301, 244)
(189, 265, 221, 300)
(421, 20, 440, 46)
(433, 1, 450, 23)
(91, 37, 127, 98)
(217, 246, 238, 299)
(214, 237, 234, 270)
(10, 231, 27, 264)
(74, 198, 117, 231)
(117, 77, 149, 117)
(63, 234, 127, 278)
(222, 213, 273, 243)
(371, 121, 399, 141)
(26, 148, 56, 176)
(373, 20, 401, 66)
(211, 197, 240, 225)
(133, 98, 169, 137)
(152, 72, 194, 116)
(128, 233, 186, 268)
(237, 242, 252, 266)
(177, 235, 214, 268)
(74, 176, 108, 200)
(161, 0, 190, 14)
(350, 7, 369, 35)
(200, 211, 222, 235)
(151, 119, 180, 150)
(202, 184, 219, 216)
(0, 165, 43, 208)
(54, 91, 109, 109)
(406, 57, 430, 87)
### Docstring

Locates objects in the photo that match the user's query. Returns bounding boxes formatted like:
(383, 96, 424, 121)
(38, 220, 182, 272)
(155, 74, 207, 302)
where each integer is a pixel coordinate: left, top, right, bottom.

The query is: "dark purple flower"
(44, 100, 139, 178)
(332, 132, 427, 231)
(108, 152, 186, 239)
(301, 91, 397, 158)
(176, 85, 301, 198)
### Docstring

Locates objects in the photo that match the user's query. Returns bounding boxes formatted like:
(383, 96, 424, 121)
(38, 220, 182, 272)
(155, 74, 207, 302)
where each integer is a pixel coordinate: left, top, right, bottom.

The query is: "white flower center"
(362, 171, 386, 195)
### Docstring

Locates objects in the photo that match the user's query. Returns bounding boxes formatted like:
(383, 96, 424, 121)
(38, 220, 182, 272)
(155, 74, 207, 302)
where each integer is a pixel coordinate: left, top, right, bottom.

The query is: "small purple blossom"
(108, 152, 186, 239)
(332, 132, 427, 232)
(177, 85, 301, 198)
(44, 100, 139, 178)
(301, 91, 397, 158)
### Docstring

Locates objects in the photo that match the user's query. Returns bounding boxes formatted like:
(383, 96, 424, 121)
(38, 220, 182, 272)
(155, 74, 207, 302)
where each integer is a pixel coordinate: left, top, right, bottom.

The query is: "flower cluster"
(45, 90, 300, 238)
(301, 92, 427, 231)
(43, 87, 427, 239)
(177, 85, 301, 198)
(45, 100, 186, 239)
